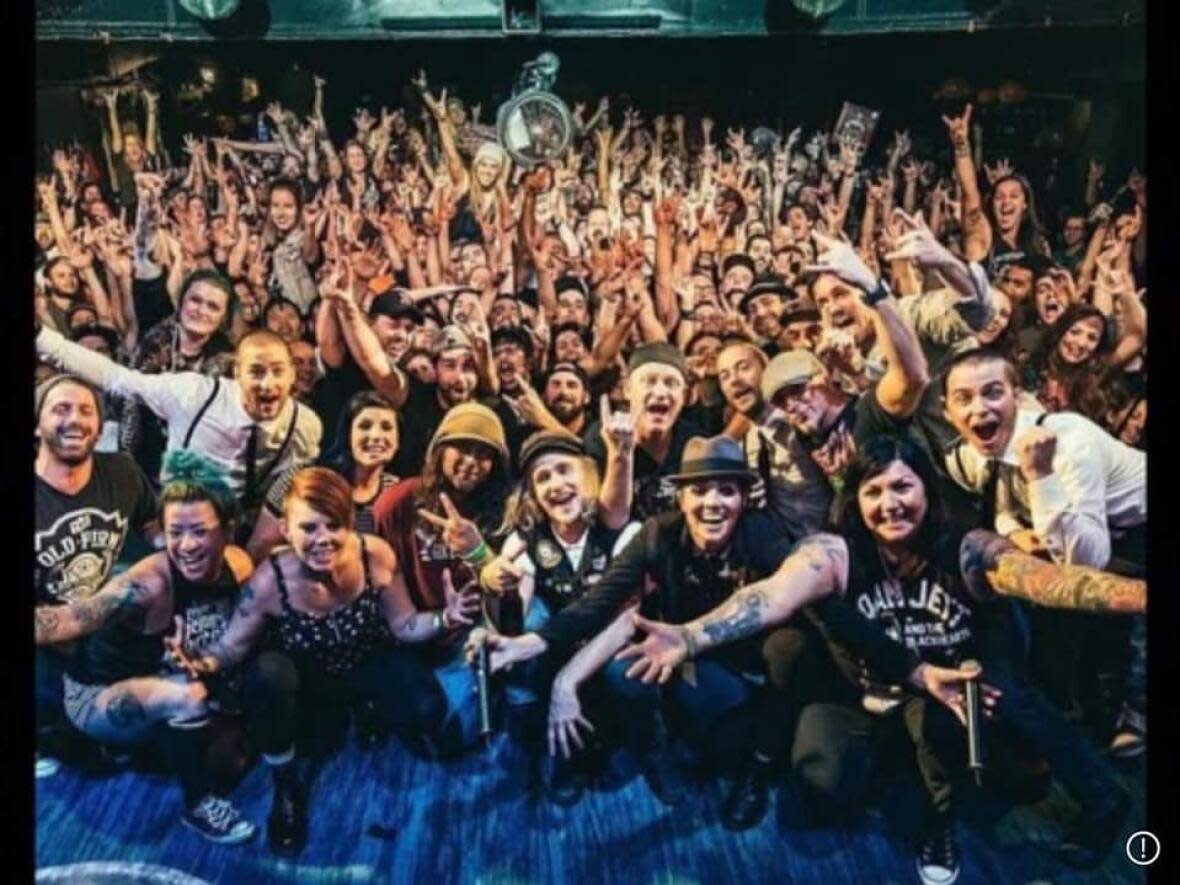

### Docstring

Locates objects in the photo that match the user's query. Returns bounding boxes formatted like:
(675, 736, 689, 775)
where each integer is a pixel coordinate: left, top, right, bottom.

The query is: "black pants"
(751, 621, 856, 762)
(241, 645, 448, 757)
(791, 600, 1124, 826)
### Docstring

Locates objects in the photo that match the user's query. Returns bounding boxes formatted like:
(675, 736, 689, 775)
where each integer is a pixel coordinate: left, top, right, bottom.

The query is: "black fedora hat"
(666, 435, 757, 485)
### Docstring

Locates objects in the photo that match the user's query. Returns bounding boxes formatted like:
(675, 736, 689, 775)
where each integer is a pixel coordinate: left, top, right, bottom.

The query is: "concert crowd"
(33, 67, 1148, 884)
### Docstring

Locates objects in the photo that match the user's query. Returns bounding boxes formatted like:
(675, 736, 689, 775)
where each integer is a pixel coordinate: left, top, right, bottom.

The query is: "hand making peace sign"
(417, 492, 485, 559)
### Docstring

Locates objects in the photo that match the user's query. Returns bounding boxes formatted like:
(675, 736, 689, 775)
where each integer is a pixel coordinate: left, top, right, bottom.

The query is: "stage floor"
(36, 726, 1147, 885)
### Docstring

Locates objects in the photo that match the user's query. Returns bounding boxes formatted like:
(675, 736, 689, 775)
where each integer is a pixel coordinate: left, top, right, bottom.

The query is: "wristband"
(463, 540, 492, 567)
(953, 142, 970, 158)
(862, 279, 891, 307)
(678, 625, 698, 661)
(434, 610, 448, 632)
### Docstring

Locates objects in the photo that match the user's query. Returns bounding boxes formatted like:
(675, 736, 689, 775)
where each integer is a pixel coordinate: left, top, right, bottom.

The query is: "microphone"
(476, 637, 493, 747)
(961, 658, 984, 786)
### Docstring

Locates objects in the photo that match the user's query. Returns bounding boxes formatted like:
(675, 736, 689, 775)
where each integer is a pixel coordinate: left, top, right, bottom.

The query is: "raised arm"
(942, 105, 991, 263)
(958, 529, 1145, 614)
(596, 395, 635, 529)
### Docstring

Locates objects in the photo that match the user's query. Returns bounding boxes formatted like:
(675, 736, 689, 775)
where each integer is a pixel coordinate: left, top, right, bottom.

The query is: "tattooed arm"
(34, 561, 164, 644)
(618, 533, 849, 676)
(179, 567, 281, 674)
(959, 529, 1146, 614)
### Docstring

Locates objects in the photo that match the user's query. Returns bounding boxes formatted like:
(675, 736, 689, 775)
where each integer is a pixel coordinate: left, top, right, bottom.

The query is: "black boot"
(721, 755, 773, 831)
(1057, 788, 1131, 869)
(636, 716, 687, 807)
(268, 761, 308, 857)
(544, 752, 587, 807)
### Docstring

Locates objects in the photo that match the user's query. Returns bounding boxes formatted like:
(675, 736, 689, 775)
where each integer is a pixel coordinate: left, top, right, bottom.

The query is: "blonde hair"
(499, 454, 599, 536)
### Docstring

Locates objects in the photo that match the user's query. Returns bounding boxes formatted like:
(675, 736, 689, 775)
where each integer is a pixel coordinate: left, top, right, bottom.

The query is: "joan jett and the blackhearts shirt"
(35, 452, 157, 605)
(829, 528, 977, 707)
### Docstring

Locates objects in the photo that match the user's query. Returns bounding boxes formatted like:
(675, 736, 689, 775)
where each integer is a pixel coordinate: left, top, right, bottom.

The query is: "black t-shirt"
(310, 358, 371, 445)
(584, 415, 702, 521)
(132, 275, 174, 340)
(485, 394, 538, 475)
(389, 378, 448, 479)
(35, 453, 157, 605)
(832, 529, 976, 698)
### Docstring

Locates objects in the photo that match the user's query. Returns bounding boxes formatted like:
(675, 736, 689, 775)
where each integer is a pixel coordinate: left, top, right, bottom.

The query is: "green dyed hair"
(160, 448, 239, 528)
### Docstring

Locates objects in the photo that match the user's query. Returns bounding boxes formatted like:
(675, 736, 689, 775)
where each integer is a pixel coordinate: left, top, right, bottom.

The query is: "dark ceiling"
(36, 0, 1146, 40)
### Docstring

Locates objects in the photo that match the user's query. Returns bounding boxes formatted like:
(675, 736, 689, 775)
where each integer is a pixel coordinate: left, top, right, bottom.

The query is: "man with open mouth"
(584, 342, 702, 520)
(35, 322, 322, 524)
(941, 348, 1147, 758)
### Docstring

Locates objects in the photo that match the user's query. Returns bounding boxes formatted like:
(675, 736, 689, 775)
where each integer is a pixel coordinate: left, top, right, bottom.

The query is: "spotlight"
(178, 0, 241, 20)
(199, 66, 217, 86)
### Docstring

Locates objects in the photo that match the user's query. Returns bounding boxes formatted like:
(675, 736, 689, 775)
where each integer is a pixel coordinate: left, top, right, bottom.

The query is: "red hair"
(285, 467, 355, 529)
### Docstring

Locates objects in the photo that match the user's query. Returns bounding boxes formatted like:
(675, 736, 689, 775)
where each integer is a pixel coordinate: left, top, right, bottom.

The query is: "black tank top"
(270, 537, 392, 677)
(70, 555, 240, 686)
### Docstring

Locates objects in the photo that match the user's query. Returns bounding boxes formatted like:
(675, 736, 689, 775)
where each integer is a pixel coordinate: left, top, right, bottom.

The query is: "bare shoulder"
(223, 545, 255, 584)
(360, 533, 398, 573)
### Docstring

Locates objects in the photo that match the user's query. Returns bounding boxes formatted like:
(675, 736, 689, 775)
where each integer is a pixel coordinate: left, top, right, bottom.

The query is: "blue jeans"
(600, 653, 753, 748)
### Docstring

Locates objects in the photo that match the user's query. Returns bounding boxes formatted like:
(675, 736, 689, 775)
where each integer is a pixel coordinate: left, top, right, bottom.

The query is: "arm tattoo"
(232, 583, 257, 619)
(796, 534, 845, 575)
(34, 607, 61, 644)
(959, 529, 1015, 602)
(104, 688, 148, 731)
(699, 591, 770, 647)
(988, 552, 1146, 614)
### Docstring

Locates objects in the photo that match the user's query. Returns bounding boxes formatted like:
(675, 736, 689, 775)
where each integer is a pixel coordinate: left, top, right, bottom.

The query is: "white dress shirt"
(37, 326, 322, 500)
(946, 407, 1146, 568)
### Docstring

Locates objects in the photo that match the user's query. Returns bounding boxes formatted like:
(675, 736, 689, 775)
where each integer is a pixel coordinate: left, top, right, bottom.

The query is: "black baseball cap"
(369, 293, 424, 325)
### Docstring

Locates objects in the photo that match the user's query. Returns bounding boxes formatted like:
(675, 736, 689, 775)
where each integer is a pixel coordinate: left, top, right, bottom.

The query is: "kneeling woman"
(480, 418, 637, 804)
(616, 437, 1141, 882)
(170, 467, 480, 856)
(34, 450, 256, 844)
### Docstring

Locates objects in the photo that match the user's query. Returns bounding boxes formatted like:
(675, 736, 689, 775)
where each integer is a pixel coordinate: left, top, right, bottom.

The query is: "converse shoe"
(181, 795, 256, 845)
(1109, 703, 1146, 759)
(35, 754, 61, 780)
(915, 821, 961, 885)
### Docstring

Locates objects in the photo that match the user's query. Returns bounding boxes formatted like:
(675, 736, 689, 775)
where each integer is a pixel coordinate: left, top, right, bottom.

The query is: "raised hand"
(1014, 425, 1057, 482)
(803, 230, 878, 293)
(599, 394, 635, 458)
(615, 611, 688, 685)
(417, 492, 485, 558)
(883, 209, 954, 269)
(479, 535, 526, 595)
(353, 107, 375, 134)
(548, 680, 595, 759)
(941, 103, 973, 147)
(983, 157, 1014, 186)
(891, 129, 912, 159)
(163, 615, 218, 679)
(441, 568, 481, 628)
(1087, 158, 1105, 184)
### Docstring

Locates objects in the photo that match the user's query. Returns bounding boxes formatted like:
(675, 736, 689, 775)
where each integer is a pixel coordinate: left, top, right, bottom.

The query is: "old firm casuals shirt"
(945, 408, 1146, 568)
(36, 326, 322, 500)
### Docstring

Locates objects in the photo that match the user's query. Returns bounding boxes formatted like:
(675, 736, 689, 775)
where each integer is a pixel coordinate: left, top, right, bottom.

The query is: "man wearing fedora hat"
(471, 434, 806, 811)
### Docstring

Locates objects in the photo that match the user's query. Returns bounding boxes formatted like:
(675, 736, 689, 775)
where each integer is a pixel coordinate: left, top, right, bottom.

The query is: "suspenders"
(183, 378, 221, 448)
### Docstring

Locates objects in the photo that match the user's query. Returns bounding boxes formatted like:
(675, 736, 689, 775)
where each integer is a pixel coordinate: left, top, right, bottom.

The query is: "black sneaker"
(35, 753, 61, 780)
(1057, 789, 1131, 869)
(721, 760, 771, 831)
(268, 764, 308, 857)
(181, 795, 256, 844)
(544, 753, 586, 807)
(1109, 703, 1146, 759)
(915, 821, 961, 885)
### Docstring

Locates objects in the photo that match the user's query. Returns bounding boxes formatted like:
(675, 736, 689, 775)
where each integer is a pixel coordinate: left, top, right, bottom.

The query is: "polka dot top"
(270, 537, 393, 677)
